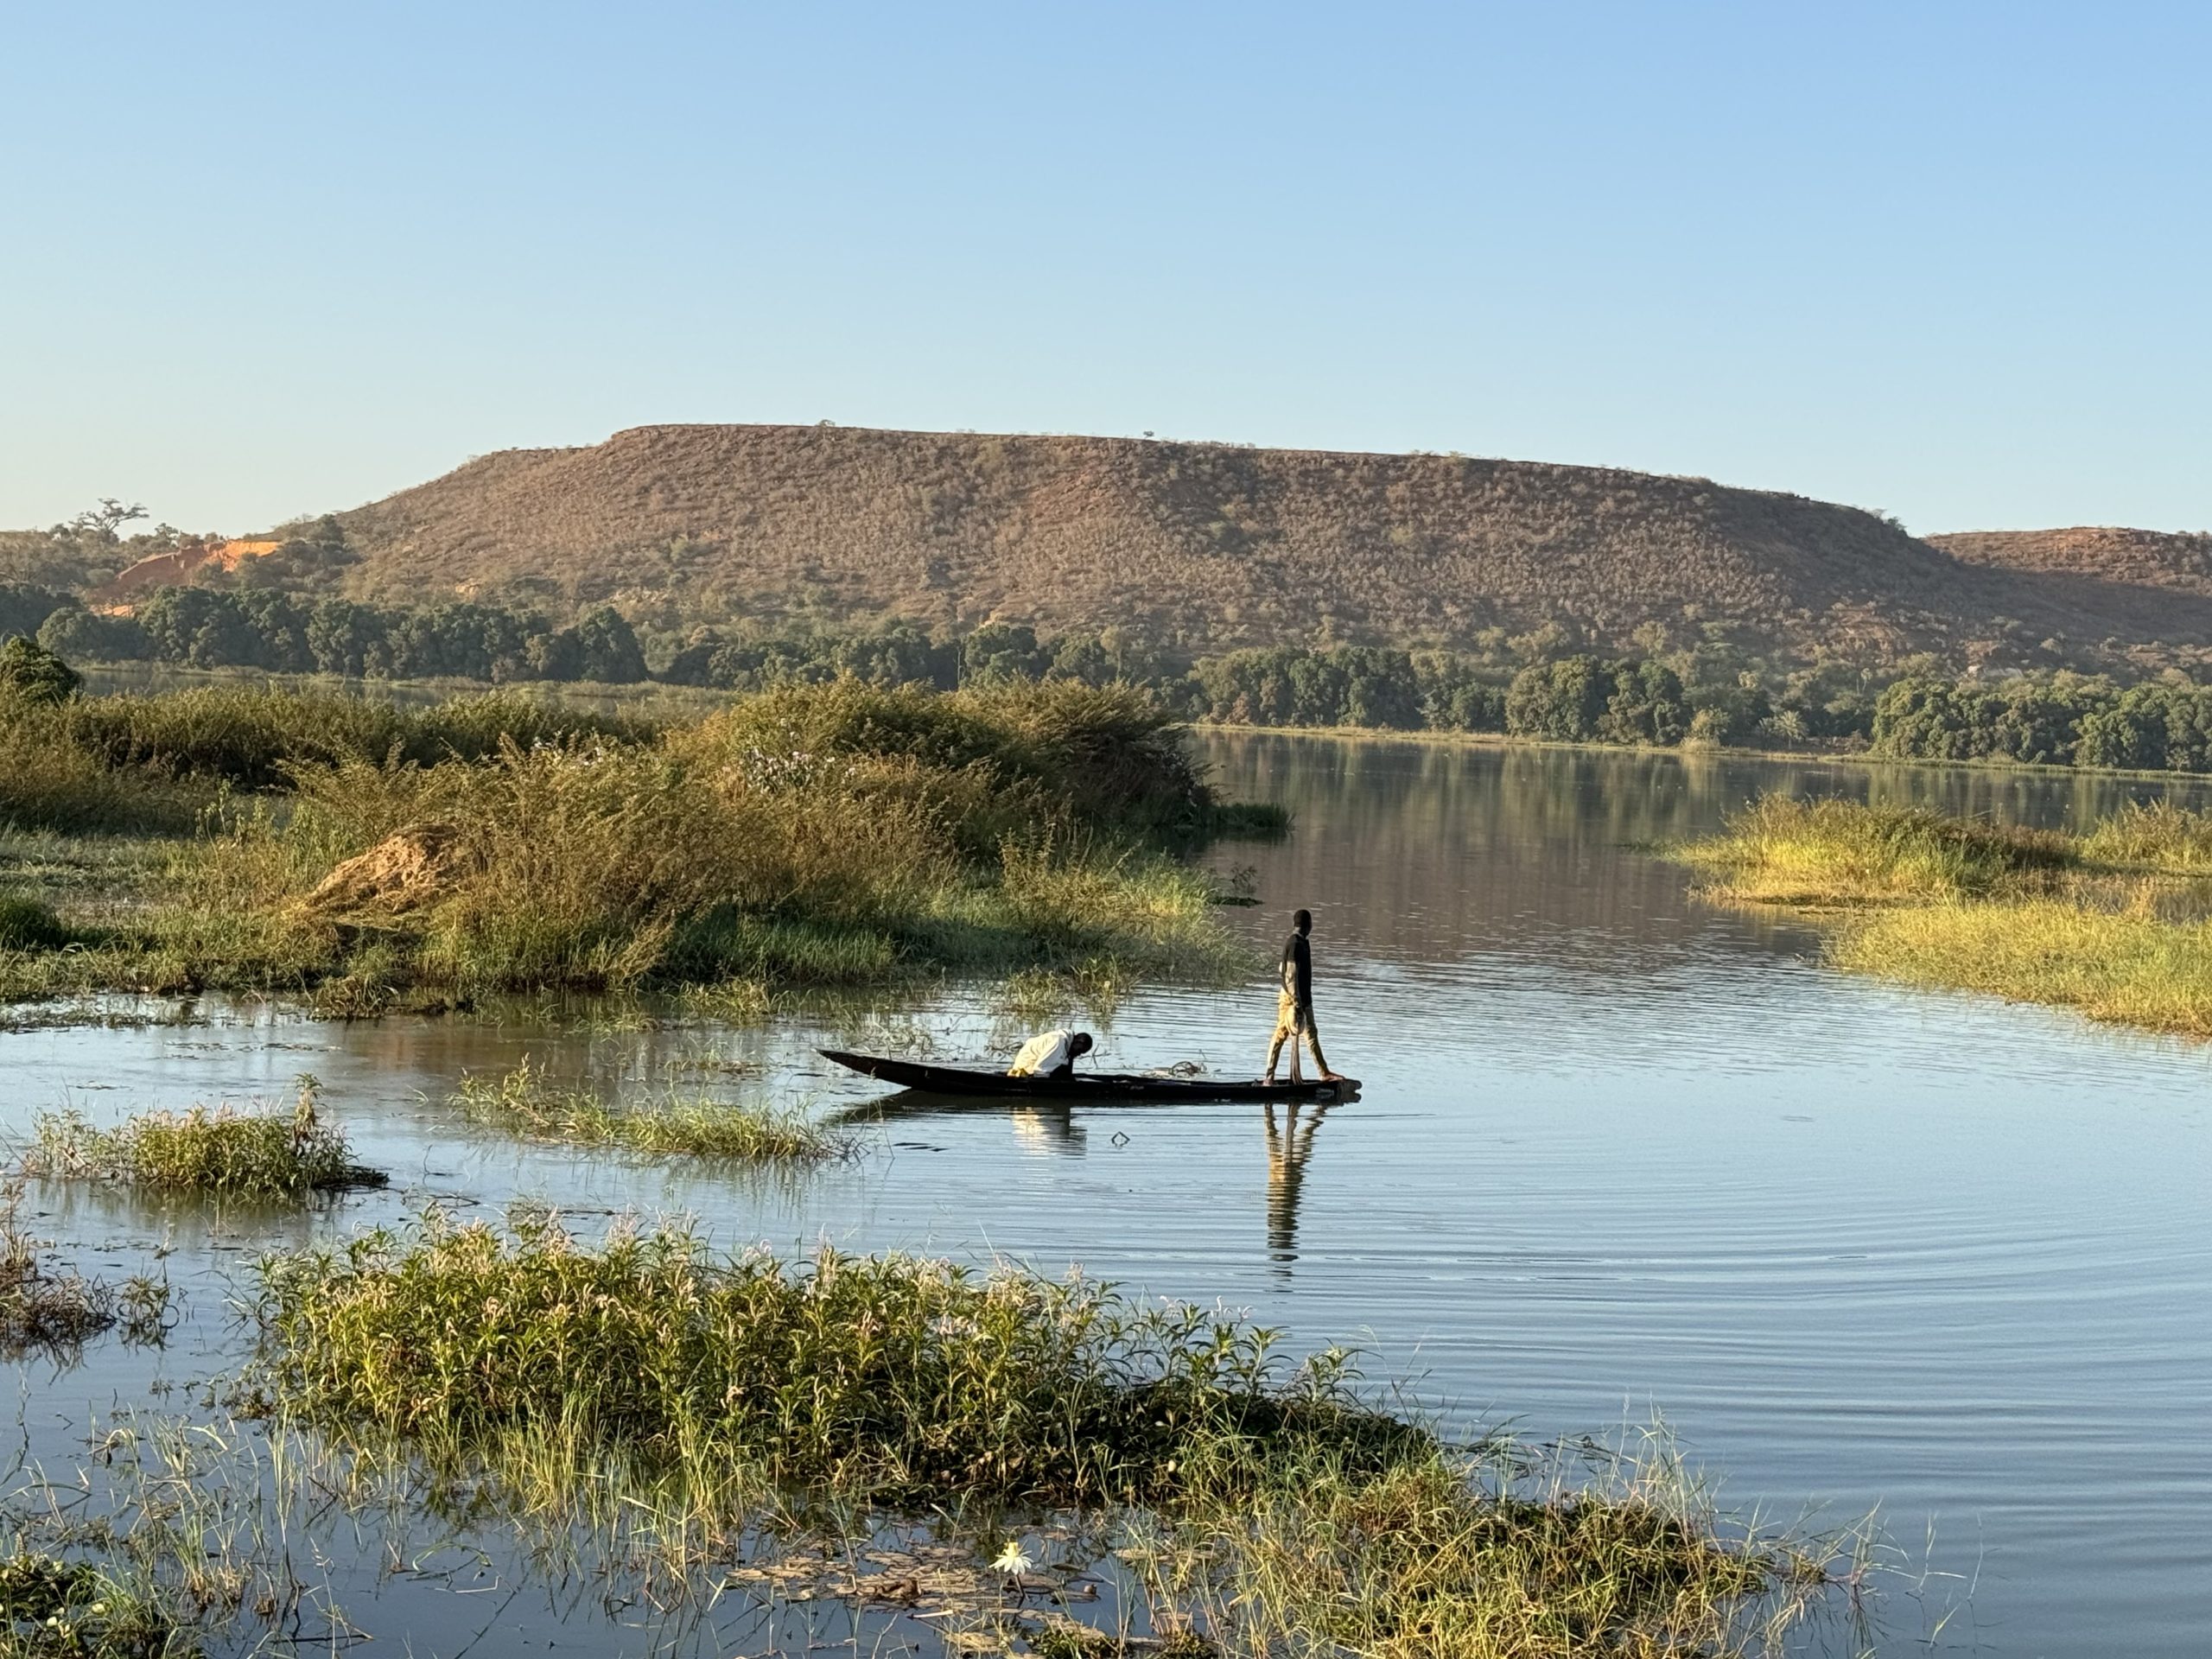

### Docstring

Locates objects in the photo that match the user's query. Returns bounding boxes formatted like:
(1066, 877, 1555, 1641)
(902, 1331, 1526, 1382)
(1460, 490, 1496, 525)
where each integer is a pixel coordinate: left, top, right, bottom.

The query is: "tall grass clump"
(2079, 798, 2212, 871)
(0, 677, 1259, 1007)
(0, 708, 207, 836)
(253, 1210, 1411, 1507)
(1681, 794, 2073, 905)
(22, 1078, 383, 1198)
(684, 677, 1217, 837)
(54, 685, 658, 791)
(162, 679, 1249, 999)
(452, 1059, 841, 1160)
(1679, 795, 2212, 1042)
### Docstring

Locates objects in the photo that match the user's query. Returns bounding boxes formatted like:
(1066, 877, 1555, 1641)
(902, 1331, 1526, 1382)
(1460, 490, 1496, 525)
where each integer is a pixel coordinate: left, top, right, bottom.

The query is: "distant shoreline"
(1188, 720, 2212, 789)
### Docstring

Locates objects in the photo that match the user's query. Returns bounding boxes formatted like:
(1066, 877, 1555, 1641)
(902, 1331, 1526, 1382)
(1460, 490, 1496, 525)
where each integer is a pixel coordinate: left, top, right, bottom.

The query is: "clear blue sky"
(4, 2, 2205, 537)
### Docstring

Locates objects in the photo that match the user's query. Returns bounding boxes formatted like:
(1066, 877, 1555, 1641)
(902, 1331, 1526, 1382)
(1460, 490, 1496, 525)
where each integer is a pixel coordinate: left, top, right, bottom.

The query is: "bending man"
(1008, 1028, 1093, 1078)
(1264, 908, 1341, 1084)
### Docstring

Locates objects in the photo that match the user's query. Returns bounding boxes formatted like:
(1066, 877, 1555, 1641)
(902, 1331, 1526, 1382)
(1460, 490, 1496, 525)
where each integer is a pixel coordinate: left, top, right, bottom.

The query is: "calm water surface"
(6, 734, 2209, 1656)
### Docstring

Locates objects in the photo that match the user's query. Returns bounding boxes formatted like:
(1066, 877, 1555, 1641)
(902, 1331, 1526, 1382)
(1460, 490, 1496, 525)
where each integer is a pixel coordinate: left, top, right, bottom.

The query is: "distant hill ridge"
(325, 424, 2212, 663)
(1929, 528, 2212, 597)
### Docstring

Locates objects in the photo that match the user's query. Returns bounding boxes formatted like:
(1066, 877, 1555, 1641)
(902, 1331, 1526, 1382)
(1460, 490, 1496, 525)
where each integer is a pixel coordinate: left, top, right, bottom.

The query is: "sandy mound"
(300, 823, 470, 918)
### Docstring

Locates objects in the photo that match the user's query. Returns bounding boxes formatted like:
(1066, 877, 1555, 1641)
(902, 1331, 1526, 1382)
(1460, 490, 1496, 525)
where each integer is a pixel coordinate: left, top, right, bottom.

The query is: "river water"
(5, 734, 2209, 1656)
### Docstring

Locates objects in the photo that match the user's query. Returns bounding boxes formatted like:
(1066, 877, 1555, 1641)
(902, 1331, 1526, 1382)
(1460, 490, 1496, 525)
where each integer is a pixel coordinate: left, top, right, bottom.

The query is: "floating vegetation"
(21, 1077, 385, 1199)
(1832, 897, 2212, 1039)
(250, 1210, 1403, 1507)
(0, 1185, 173, 1357)
(450, 1059, 843, 1161)
(0, 1414, 348, 1656)
(2079, 798, 2212, 871)
(1127, 1429, 1845, 1659)
(0, 1548, 168, 1657)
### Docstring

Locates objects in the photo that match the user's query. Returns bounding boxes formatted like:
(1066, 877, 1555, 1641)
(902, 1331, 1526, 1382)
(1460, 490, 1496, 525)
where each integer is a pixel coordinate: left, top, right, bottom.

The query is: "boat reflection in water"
(824, 1085, 1347, 1271)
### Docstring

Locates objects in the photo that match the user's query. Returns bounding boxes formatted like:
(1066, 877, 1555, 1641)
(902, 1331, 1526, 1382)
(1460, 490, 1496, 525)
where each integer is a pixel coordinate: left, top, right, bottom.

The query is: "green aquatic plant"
(0, 1413, 349, 1656)
(450, 1059, 842, 1161)
(22, 1077, 383, 1199)
(0, 1185, 116, 1357)
(0, 1185, 174, 1357)
(1680, 795, 2212, 1040)
(251, 1209, 1413, 1508)
(0, 1548, 160, 1657)
(0, 678, 1268, 1010)
(1831, 894, 2212, 1039)
(1127, 1429, 1840, 1659)
(246, 1211, 1838, 1657)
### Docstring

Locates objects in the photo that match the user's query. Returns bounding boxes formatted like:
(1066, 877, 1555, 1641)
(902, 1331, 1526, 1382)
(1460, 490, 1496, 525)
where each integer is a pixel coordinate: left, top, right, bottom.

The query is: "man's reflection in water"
(1008, 1104, 1084, 1153)
(1264, 1101, 1332, 1271)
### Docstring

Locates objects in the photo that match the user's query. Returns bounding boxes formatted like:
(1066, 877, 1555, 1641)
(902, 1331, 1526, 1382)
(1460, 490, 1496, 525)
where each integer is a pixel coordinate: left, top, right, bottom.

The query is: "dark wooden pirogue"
(819, 1049, 1359, 1103)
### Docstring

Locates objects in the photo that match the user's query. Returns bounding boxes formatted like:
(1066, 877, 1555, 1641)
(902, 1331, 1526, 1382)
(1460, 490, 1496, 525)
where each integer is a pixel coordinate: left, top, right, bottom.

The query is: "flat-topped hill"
(327, 425, 2212, 661)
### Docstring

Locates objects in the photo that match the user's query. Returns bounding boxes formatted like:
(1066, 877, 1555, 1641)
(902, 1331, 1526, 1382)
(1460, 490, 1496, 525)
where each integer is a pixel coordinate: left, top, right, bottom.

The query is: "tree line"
(14, 579, 2212, 773)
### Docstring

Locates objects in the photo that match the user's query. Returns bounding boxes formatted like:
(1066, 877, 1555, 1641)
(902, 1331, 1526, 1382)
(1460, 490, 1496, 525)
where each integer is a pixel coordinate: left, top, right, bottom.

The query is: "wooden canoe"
(819, 1049, 1359, 1103)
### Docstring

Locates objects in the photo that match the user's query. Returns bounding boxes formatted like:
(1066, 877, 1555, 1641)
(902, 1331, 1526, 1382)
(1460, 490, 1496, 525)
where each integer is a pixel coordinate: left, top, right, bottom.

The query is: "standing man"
(1264, 908, 1341, 1084)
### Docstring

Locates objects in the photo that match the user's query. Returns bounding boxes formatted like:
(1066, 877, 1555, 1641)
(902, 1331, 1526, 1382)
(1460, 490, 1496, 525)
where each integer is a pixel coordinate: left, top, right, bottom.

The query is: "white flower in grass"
(991, 1538, 1033, 1577)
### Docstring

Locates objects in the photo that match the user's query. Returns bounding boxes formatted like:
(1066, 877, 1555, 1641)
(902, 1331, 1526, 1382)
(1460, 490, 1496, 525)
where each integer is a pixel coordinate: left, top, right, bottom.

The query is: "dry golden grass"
(1685, 796, 2212, 1039)
(1677, 793, 2073, 906)
(1832, 898, 2212, 1038)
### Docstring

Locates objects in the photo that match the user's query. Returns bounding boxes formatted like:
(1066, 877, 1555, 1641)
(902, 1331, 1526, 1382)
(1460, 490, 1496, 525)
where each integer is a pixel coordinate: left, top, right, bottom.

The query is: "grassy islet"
(0, 677, 1259, 1012)
(1682, 792, 2212, 1037)
(245, 1209, 1840, 1656)
(22, 1078, 382, 1199)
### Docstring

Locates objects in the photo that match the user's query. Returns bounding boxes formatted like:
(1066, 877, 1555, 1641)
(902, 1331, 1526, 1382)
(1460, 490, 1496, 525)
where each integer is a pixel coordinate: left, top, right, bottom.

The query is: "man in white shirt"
(1007, 1029, 1095, 1077)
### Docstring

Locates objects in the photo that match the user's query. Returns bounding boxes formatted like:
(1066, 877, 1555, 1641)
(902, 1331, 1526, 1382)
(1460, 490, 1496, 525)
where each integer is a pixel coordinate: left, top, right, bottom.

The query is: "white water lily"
(990, 1539, 1033, 1576)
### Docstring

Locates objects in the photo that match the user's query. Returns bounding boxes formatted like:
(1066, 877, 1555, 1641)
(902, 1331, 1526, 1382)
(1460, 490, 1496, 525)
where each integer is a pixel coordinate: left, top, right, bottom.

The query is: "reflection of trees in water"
(1197, 732, 2212, 970)
(1263, 1102, 1329, 1272)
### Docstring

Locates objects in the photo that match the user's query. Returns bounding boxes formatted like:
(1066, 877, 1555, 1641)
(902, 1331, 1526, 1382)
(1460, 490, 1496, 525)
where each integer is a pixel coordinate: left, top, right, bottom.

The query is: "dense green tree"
(306, 599, 390, 677)
(961, 622, 1048, 684)
(38, 606, 149, 663)
(525, 627, 588, 682)
(137, 588, 260, 668)
(0, 637, 80, 704)
(1504, 656, 1613, 741)
(572, 607, 648, 683)
(1600, 659, 1690, 744)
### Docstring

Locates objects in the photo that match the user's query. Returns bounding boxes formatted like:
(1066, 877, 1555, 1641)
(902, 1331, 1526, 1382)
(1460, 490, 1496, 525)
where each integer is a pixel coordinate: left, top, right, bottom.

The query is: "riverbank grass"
(249, 1211, 1835, 1656)
(22, 1079, 383, 1198)
(1677, 793, 2072, 905)
(0, 678, 1262, 1011)
(1834, 898, 2212, 1038)
(453, 1059, 841, 1160)
(1682, 795, 2212, 1039)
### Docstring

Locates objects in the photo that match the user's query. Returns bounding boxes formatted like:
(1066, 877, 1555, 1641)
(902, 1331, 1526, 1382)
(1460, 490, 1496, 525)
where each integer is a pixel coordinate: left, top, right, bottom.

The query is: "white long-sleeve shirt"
(1007, 1029, 1077, 1077)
